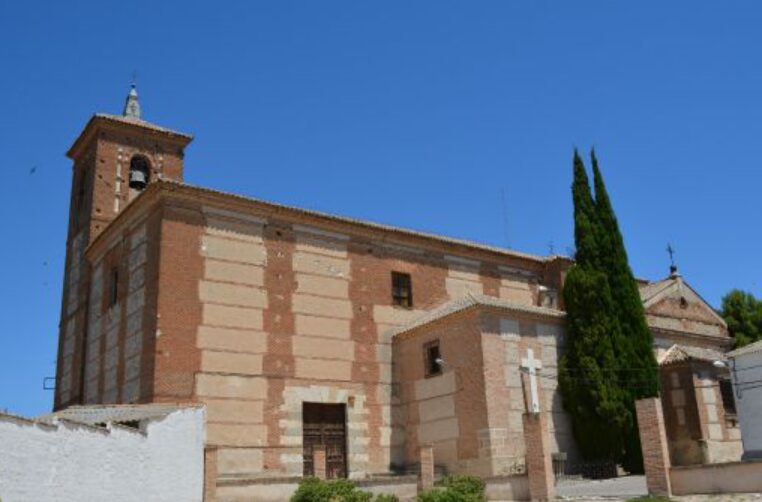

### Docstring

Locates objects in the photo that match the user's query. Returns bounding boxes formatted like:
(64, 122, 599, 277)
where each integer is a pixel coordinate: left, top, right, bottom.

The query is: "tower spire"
(123, 82, 141, 119)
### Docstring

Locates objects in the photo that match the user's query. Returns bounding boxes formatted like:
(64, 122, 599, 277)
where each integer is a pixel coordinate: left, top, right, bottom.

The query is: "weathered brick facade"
(393, 302, 571, 477)
(58, 162, 571, 481)
(55, 114, 192, 410)
(636, 397, 673, 496)
(54, 98, 737, 497)
(523, 412, 554, 501)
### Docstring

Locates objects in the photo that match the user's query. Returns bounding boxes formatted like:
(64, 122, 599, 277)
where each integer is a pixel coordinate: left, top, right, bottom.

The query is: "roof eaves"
(678, 279, 728, 328)
(42, 403, 200, 426)
(728, 339, 762, 358)
(658, 345, 686, 365)
(67, 114, 193, 159)
(159, 181, 554, 265)
(639, 278, 675, 305)
(659, 343, 726, 366)
(94, 114, 194, 139)
(0, 411, 56, 428)
(393, 293, 565, 339)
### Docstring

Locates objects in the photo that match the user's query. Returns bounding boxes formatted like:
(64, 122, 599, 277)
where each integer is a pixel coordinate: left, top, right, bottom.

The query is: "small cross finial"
(667, 243, 678, 276)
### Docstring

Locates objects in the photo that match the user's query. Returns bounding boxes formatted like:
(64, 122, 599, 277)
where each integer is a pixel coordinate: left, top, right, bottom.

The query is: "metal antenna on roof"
(667, 243, 678, 276)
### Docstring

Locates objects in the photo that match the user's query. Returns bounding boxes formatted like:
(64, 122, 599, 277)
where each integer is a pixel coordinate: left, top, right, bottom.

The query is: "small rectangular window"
(424, 340, 442, 377)
(391, 272, 412, 308)
(719, 378, 736, 416)
(109, 267, 119, 307)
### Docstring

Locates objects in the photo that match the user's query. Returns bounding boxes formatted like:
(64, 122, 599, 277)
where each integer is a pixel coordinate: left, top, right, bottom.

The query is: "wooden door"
(302, 403, 347, 479)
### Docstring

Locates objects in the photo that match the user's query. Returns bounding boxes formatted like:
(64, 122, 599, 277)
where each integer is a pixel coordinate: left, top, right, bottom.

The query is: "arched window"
(129, 155, 151, 191)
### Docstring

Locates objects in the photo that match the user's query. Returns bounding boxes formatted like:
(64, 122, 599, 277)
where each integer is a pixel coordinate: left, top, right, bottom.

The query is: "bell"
(129, 169, 147, 190)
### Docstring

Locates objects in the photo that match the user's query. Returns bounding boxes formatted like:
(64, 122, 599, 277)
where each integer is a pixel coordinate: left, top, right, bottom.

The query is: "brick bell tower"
(54, 85, 193, 409)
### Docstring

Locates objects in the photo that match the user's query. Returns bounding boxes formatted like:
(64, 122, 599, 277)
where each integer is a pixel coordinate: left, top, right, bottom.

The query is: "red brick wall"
(81, 190, 567, 477)
(636, 397, 672, 497)
(138, 207, 164, 401)
(523, 412, 554, 501)
(153, 203, 205, 402)
(659, 364, 702, 466)
(56, 143, 568, 479)
(204, 447, 218, 502)
(394, 310, 489, 472)
(55, 118, 189, 410)
(70, 202, 163, 406)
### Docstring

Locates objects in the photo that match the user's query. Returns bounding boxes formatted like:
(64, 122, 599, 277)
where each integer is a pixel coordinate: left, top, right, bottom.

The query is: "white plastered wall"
(0, 407, 205, 502)
(731, 349, 762, 457)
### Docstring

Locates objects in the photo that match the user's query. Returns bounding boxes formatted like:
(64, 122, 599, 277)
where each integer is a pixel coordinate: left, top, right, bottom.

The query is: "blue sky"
(1, 1, 760, 416)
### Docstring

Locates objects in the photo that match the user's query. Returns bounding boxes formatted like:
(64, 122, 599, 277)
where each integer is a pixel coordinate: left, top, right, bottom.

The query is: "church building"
(53, 87, 741, 499)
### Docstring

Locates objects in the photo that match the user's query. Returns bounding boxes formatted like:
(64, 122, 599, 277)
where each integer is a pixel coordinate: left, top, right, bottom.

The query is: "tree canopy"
(720, 289, 762, 348)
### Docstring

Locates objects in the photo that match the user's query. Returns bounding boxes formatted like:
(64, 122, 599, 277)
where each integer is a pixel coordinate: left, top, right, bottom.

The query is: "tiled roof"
(38, 404, 196, 426)
(394, 293, 565, 337)
(727, 339, 762, 358)
(94, 113, 193, 139)
(67, 114, 193, 159)
(659, 344, 726, 366)
(156, 180, 566, 265)
(638, 278, 675, 303)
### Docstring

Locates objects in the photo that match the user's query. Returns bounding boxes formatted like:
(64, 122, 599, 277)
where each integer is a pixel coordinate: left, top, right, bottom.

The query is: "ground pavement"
(551, 475, 761, 502)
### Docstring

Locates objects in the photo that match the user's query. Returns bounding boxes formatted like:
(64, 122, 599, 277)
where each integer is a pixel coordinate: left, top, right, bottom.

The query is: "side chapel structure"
(53, 87, 742, 495)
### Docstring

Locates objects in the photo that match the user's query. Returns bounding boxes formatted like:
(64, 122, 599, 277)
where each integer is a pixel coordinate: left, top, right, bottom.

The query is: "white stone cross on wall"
(521, 348, 542, 414)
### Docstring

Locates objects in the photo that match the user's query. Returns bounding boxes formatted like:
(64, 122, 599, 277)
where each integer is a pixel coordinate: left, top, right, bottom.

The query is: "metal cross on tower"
(667, 243, 678, 275)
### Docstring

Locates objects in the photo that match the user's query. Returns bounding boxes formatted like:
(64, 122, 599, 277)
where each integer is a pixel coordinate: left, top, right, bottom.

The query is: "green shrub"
(627, 497, 676, 502)
(344, 491, 374, 502)
(416, 474, 486, 502)
(417, 488, 463, 502)
(290, 477, 373, 502)
(441, 474, 485, 501)
(374, 495, 399, 502)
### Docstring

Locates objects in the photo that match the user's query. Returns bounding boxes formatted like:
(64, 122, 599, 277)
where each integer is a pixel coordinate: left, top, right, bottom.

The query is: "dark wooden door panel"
(303, 403, 347, 479)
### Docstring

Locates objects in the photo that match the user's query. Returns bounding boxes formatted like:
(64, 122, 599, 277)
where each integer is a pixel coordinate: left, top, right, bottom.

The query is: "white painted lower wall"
(0, 407, 205, 502)
(729, 347, 762, 458)
(671, 459, 762, 495)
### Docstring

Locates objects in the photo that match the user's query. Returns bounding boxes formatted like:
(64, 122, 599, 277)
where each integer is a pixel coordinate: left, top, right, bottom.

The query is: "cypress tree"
(558, 151, 631, 463)
(591, 150, 657, 393)
(570, 150, 599, 269)
(590, 151, 659, 472)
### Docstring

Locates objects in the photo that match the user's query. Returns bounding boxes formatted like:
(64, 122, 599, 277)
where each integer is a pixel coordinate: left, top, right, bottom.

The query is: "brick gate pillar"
(635, 397, 672, 497)
(419, 445, 435, 491)
(523, 412, 555, 501)
(313, 445, 327, 480)
(204, 446, 218, 502)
